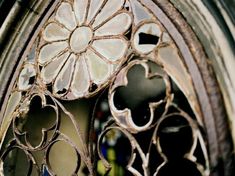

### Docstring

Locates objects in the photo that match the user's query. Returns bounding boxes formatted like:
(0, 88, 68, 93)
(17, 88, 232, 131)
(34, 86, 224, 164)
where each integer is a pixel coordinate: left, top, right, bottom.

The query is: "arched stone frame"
(0, 0, 234, 175)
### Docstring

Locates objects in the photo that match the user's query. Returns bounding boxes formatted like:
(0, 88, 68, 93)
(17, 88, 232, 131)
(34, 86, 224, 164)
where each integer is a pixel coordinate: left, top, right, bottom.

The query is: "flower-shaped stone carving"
(38, 0, 132, 100)
(109, 59, 172, 133)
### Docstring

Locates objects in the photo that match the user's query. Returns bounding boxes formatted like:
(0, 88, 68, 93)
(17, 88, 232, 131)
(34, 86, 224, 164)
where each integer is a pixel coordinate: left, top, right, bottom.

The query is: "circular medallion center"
(70, 26, 93, 53)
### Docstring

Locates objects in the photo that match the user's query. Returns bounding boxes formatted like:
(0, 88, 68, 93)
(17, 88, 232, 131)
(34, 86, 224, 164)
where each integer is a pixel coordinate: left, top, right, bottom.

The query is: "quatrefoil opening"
(13, 94, 59, 150)
(109, 59, 172, 133)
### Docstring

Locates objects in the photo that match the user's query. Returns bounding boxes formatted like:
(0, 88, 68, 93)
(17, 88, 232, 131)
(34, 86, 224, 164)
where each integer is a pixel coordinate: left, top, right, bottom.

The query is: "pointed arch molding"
(0, 0, 234, 175)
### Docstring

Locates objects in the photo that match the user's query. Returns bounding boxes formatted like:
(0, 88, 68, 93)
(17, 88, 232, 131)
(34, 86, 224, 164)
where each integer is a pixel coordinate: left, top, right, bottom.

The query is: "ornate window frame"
(0, 0, 234, 175)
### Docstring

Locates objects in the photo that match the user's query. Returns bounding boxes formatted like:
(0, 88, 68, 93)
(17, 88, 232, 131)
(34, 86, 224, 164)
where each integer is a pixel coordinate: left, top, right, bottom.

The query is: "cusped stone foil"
(38, 0, 133, 100)
(132, 21, 162, 55)
(109, 60, 172, 133)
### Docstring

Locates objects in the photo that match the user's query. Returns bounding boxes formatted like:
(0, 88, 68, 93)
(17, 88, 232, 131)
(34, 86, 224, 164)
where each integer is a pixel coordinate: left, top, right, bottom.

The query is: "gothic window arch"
(0, 0, 234, 175)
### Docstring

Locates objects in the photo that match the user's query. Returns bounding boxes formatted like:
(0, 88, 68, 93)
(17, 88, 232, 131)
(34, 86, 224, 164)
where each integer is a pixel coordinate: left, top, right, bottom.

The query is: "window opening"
(1, 0, 228, 175)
